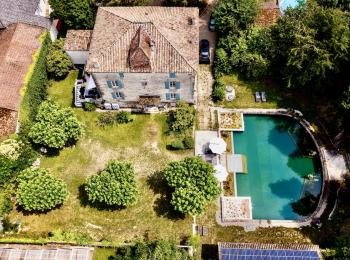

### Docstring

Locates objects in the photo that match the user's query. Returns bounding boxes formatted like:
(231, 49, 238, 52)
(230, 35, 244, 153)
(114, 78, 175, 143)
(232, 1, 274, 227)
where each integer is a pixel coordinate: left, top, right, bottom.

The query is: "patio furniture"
(255, 92, 261, 102)
(261, 91, 267, 102)
(214, 163, 228, 182)
(111, 103, 120, 110)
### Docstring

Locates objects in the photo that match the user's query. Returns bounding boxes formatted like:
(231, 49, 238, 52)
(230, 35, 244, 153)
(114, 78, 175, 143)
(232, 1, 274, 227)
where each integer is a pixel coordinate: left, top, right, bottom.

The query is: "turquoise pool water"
(279, 0, 305, 13)
(233, 115, 322, 220)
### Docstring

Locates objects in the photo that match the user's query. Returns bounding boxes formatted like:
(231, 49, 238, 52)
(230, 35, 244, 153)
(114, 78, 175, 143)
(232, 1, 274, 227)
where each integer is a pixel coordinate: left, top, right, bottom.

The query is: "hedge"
(19, 32, 52, 133)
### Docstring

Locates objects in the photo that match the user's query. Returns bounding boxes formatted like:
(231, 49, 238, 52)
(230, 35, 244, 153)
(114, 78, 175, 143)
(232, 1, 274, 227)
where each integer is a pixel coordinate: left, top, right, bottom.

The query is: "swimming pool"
(279, 0, 305, 14)
(233, 115, 322, 220)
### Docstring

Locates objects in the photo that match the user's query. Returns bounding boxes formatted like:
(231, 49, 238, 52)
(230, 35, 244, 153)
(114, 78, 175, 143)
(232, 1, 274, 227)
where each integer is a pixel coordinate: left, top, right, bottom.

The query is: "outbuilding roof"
(0, 23, 44, 111)
(86, 7, 199, 74)
(0, 0, 51, 29)
(64, 30, 93, 51)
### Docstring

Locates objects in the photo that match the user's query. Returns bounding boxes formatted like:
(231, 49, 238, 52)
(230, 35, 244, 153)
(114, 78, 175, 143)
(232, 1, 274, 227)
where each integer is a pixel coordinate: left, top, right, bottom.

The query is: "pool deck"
(209, 107, 349, 228)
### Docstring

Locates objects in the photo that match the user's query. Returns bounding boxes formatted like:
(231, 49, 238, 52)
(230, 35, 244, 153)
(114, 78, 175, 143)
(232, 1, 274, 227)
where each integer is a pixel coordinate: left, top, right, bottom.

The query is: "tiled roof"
(0, 0, 51, 29)
(0, 108, 18, 137)
(64, 30, 93, 51)
(255, 2, 281, 26)
(86, 7, 199, 74)
(0, 23, 44, 111)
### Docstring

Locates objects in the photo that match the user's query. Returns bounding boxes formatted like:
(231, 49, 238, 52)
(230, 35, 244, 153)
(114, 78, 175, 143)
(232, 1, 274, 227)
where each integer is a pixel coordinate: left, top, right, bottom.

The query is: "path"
(196, 0, 217, 130)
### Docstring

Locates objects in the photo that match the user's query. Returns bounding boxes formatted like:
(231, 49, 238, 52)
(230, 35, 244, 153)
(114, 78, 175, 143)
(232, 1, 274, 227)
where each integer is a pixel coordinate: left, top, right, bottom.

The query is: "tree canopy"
(49, 0, 95, 29)
(164, 157, 220, 215)
(46, 39, 73, 79)
(85, 160, 138, 207)
(29, 101, 82, 149)
(170, 101, 196, 133)
(16, 168, 69, 212)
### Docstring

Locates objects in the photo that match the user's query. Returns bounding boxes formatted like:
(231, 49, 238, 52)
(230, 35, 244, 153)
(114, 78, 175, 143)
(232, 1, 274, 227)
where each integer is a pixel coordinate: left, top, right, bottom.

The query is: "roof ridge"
(101, 7, 134, 23)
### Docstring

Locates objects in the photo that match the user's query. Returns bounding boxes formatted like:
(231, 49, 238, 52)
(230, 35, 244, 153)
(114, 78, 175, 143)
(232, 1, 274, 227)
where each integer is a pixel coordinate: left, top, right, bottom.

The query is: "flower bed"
(219, 112, 243, 130)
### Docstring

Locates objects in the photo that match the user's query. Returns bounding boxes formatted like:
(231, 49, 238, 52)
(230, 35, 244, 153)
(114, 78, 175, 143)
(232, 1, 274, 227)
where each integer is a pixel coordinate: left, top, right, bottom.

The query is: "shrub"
(169, 139, 185, 150)
(183, 136, 194, 149)
(16, 168, 69, 212)
(98, 112, 116, 127)
(214, 48, 231, 78)
(212, 79, 226, 102)
(46, 39, 73, 79)
(83, 102, 96, 112)
(85, 160, 138, 207)
(115, 111, 132, 124)
(0, 191, 13, 217)
(170, 101, 196, 133)
(0, 139, 22, 161)
(29, 101, 82, 149)
(164, 157, 220, 215)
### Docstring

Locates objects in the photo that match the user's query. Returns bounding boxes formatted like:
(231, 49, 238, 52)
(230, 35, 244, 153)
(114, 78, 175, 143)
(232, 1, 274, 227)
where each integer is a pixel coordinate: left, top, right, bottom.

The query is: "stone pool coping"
(211, 107, 330, 228)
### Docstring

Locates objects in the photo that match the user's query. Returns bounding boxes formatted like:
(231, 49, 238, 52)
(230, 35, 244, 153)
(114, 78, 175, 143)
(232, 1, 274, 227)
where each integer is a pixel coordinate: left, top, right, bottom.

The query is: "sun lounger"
(255, 92, 261, 102)
(261, 91, 267, 102)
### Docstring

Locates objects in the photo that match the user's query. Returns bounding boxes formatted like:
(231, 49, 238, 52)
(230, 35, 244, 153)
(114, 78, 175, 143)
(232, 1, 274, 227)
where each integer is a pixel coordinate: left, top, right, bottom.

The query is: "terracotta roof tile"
(86, 7, 199, 74)
(0, 23, 43, 111)
(255, 2, 281, 26)
(64, 30, 92, 51)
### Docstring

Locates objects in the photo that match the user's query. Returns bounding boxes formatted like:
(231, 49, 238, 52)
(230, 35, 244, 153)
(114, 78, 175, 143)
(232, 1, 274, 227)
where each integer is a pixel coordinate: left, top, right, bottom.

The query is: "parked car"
(209, 15, 216, 32)
(199, 39, 210, 64)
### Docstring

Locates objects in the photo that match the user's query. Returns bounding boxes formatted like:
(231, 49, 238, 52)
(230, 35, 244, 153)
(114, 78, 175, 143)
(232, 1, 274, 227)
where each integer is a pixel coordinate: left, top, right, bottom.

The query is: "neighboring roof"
(65, 30, 93, 51)
(255, 2, 281, 26)
(0, 23, 44, 111)
(0, 0, 51, 29)
(86, 7, 199, 74)
(0, 246, 93, 260)
(218, 243, 320, 260)
(0, 108, 18, 137)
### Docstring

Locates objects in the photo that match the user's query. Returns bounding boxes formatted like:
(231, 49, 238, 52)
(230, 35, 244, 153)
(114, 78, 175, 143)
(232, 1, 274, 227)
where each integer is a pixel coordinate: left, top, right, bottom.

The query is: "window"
(115, 92, 123, 98)
(169, 81, 176, 88)
(112, 81, 119, 87)
(170, 93, 177, 99)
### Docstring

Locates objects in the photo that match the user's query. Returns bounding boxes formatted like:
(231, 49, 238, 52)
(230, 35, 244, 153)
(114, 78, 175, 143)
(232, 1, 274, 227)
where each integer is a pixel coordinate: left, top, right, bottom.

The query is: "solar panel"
(220, 248, 320, 260)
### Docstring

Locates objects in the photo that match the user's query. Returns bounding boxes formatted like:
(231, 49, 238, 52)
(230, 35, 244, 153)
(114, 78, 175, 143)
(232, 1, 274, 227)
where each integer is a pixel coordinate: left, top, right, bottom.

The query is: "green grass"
(48, 70, 78, 107)
(218, 74, 282, 109)
(93, 248, 116, 260)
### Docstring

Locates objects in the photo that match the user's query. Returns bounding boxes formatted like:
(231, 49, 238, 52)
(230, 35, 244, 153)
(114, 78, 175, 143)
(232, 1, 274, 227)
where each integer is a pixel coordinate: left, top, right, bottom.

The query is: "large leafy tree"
(170, 101, 196, 133)
(16, 168, 69, 212)
(164, 157, 220, 216)
(29, 101, 82, 149)
(213, 0, 258, 34)
(85, 160, 138, 207)
(46, 39, 73, 79)
(316, 0, 350, 10)
(49, 0, 95, 29)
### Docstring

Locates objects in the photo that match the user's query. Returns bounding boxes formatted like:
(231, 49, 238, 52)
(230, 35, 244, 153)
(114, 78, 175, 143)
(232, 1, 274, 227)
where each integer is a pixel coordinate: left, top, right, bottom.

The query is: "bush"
(170, 101, 196, 133)
(46, 39, 73, 79)
(16, 168, 69, 212)
(115, 111, 132, 124)
(212, 79, 226, 102)
(85, 160, 138, 207)
(169, 139, 185, 150)
(98, 112, 116, 127)
(0, 191, 13, 217)
(83, 102, 96, 112)
(214, 48, 231, 78)
(183, 136, 194, 149)
(29, 101, 82, 149)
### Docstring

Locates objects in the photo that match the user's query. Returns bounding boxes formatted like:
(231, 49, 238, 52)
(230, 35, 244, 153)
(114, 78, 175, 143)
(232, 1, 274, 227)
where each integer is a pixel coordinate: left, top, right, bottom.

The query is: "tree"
(16, 168, 69, 211)
(164, 157, 220, 215)
(212, 78, 225, 102)
(85, 160, 138, 207)
(316, 0, 350, 11)
(164, 0, 205, 7)
(341, 86, 350, 110)
(49, 0, 95, 29)
(214, 48, 231, 78)
(92, 0, 151, 6)
(170, 101, 196, 133)
(46, 39, 73, 79)
(29, 101, 82, 149)
(213, 0, 258, 34)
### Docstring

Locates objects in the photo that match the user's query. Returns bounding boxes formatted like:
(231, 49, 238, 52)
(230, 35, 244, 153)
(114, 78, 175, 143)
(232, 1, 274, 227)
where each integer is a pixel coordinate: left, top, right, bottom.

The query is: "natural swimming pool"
(232, 115, 322, 220)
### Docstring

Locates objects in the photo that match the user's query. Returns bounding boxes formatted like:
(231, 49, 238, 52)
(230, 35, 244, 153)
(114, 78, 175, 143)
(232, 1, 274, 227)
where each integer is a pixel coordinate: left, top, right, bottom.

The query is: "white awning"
(214, 164, 228, 182)
(209, 137, 227, 154)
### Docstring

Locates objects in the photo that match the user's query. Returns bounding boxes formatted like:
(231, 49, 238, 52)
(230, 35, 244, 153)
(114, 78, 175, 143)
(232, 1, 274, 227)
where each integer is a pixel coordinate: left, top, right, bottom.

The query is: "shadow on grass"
(78, 184, 126, 211)
(146, 172, 185, 220)
(16, 203, 64, 216)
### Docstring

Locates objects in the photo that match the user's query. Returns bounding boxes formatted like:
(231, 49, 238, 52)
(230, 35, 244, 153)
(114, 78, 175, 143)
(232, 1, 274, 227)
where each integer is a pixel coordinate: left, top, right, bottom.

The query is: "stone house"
(65, 7, 199, 109)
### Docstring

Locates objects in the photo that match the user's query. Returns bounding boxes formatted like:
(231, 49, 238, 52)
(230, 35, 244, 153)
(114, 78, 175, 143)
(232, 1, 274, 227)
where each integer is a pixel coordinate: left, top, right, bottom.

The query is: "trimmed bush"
(183, 136, 194, 149)
(170, 101, 196, 133)
(115, 111, 132, 124)
(83, 102, 96, 112)
(85, 160, 138, 207)
(169, 139, 185, 150)
(212, 79, 226, 102)
(16, 168, 69, 212)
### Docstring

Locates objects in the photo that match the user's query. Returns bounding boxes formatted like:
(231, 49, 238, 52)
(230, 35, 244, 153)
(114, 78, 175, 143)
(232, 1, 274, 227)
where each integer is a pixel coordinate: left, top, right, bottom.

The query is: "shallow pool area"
(233, 115, 322, 220)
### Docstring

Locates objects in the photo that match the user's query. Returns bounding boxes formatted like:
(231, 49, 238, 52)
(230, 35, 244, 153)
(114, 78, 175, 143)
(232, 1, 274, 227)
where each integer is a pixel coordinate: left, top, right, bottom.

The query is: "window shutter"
(169, 72, 176, 78)
(119, 72, 124, 78)
(107, 80, 113, 88)
(121, 92, 125, 100)
(176, 93, 180, 100)
(165, 93, 170, 100)
(111, 92, 117, 99)
(164, 81, 169, 89)
(116, 79, 123, 88)
(175, 82, 181, 89)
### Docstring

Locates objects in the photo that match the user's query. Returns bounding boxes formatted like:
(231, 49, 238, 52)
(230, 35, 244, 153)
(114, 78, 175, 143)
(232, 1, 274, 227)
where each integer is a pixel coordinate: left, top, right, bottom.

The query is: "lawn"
(218, 74, 283, 109)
